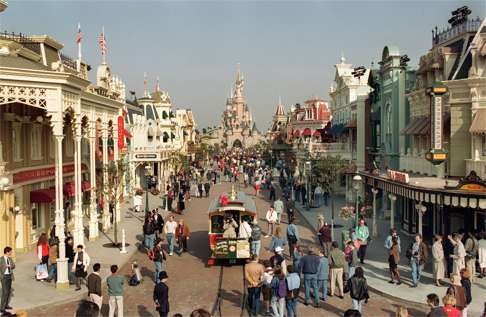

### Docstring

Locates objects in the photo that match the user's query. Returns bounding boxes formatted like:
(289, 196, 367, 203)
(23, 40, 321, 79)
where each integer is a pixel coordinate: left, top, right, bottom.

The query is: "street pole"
(145, 174, 150, 217)
(331, 191, 335, 241)
(355, 189, 359, 228)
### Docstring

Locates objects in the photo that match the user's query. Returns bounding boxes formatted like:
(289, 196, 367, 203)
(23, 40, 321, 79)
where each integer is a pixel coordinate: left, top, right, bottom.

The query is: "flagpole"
(102, 26, 106, 64)
(77, 22, 82, 72)
(144, 72, 148, 97)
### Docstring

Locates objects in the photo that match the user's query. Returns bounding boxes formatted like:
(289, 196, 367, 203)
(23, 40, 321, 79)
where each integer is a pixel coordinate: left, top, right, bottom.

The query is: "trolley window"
(211, 215, 224, 234)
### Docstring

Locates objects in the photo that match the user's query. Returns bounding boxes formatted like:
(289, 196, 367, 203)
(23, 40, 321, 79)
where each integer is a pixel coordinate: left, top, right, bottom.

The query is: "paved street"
(28, 182, 429, 317)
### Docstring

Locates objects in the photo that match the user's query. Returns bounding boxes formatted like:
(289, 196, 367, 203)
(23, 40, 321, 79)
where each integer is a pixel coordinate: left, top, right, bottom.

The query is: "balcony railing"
(433, 17, 482, 46)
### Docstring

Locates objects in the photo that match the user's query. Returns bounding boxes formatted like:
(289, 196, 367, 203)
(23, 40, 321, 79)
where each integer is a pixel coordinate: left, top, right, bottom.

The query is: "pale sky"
(1, 0, 485, 130)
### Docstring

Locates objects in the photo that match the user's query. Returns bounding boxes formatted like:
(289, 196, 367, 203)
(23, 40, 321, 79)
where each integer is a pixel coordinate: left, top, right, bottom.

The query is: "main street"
(29, 181, 427, 317)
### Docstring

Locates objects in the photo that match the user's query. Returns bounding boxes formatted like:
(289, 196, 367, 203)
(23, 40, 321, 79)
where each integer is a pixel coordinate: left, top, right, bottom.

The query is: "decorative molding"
(0, 84, 47, 108)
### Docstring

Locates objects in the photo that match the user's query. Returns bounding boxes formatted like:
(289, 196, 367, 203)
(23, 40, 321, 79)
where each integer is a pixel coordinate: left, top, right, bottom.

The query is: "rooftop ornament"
(448, 6, 471, 27)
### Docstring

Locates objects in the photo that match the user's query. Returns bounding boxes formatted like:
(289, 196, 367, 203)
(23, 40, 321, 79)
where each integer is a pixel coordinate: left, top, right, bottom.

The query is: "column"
(371, 188, 379, 238)
(416, 203, 427, 236)
(388, 194, 397, 229)
(88, 120, 99, 240)
(113, 124, 121, 224)
(54, 132, 69, 288)
(101, 123, 110, 231)
(73, 115, 84, 247)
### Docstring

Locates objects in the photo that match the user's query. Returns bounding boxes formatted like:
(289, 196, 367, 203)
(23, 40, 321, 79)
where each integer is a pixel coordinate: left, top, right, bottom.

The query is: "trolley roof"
(208, 191, 257, 214)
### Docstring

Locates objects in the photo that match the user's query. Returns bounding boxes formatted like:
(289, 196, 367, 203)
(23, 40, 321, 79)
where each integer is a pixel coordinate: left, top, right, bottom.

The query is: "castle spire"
(276, 96, 285, 116)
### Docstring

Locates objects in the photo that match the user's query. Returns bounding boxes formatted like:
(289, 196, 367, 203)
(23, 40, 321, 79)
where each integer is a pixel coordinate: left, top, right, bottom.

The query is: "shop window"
(31, 204, 43, 230)
(30, 125, 43, 160)
(12, 122, 22, 162)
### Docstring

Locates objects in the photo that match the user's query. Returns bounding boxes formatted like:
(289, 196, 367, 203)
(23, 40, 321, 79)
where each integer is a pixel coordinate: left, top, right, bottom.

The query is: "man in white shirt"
(265, 207, 277, 238)
(314, 185, 323, 207)
(164, 215, 178, 255)
(273, 199, 284, 224)
(449, 233, 466, 276)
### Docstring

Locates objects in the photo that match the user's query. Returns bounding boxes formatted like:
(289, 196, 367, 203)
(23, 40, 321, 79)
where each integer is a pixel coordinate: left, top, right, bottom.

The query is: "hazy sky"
(1, 0, 485, 130)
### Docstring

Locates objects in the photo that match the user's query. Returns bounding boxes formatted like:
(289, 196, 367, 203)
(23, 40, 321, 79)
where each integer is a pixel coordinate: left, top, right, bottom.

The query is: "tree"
(311, 155, 347, 192)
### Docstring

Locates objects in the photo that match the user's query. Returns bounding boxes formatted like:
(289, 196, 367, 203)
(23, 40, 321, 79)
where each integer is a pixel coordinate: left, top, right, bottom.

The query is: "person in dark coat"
(204, 182, 211, 197)
(346, 267, 369, 313)
(443, 237, 454, 278)
(177, 191, 185, 214)
(197, 183, 203, 198)
(154, 271, 169, 317)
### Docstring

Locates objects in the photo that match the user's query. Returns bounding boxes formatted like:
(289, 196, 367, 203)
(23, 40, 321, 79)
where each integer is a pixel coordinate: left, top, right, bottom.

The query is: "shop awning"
(293, 130, 301, 137)
(414, 117, 430, 135)
(470, 109, 486, 134)
(30, 188, 56, 203)
(401, 117, 421, 135)
(303, 128, 312, 137)
(313, 130, 321, 137)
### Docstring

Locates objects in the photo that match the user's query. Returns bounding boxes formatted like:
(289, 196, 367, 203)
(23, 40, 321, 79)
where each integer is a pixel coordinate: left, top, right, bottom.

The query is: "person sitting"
(129, 261, 142, 286)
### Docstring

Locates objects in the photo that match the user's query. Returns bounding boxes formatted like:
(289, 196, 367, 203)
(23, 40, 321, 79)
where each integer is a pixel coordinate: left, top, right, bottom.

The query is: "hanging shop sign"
(386, 169, 409, 184)
(117, 116, 125, 150)
(426, 83, 448, 165)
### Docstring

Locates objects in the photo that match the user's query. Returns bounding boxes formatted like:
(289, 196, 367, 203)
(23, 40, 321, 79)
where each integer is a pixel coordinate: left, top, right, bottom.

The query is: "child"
(129, 261, 142, 286)
(262, 260, 274, 316)
(388, 236, 401, 284)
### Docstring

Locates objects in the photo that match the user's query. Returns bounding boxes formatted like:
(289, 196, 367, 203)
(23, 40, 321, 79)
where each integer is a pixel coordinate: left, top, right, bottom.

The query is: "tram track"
(211, 264, 248, 317)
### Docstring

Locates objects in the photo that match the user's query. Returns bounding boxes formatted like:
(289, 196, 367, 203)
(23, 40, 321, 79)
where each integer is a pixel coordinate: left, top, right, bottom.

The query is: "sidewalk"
(290, 190, 486, 315)
(11, 193, 164, 311)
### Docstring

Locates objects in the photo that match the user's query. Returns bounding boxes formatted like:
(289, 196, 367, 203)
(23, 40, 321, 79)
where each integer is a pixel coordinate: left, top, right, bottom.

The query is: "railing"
(311, 142, 349, 152)
(433, 17, 482, 46)
(0, 30, 41, 54)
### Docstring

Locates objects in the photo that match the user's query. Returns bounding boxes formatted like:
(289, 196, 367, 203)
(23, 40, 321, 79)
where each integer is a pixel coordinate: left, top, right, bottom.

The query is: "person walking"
(464, 232, 478, 282)
(384, 228, 401, 253)
(107, 264, 124, 317)
(317, 248, 329, 302)
(36, 233, 50, 270)
(262, 260, 274, 316)
(177, 191, 185, 214)
(293, 245, 304, 274)
(164, 215, 178, 256)
(269, 184, 276, 201)
(407, 234, 428, 287)
(432, 234, 446, 286)
(479, 232, 486, 278)
(72, 245, 90, 291)
(317, 215, 332, 255)
(155, 209, 164, 237)
(87, 263, 102, 311)
(298, 246, 320, 307)
(448, 233, 466, 277)
(354, 219, 369, 264)
(287, 217, 299, 257)
(153, 271, 170, 317)
(197, 182, 203, 198)
(0, 247, 15, 316)
(153, 239, 167, 283)
(204, 181, 210, 198)
(460, 269, 472, 317)
(270, 246, 287, 275)
(47, 236, 58, 283)
(347, 267, 369, 313)
(314, 185, 323, 207)
(328, 242, 345, 298)
(285, 264, 300, 317)
(442, 294, 461, 317)
(250, 218, 262, 256)
(265, 206, 278, 238)
(273, 198, 284, 224)
(270, 267, 286, 317)
(344, 240, 359, 278)
(270, 226, 287, 253)
(175, 219, 190, 255)
(388, 237, 401, 284)
(244, 255, 265, 317)
(143, 216, 157, 251)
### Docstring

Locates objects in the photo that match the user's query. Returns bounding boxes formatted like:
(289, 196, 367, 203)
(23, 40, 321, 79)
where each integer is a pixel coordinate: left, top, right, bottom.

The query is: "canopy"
(293, 130, 301, 137)
(470, 109, 486, 134)
(208, 191, 256, 214)
(30, 188, 56, 203)
(303, 128, 312, 137)
(313, 130, 321, 137)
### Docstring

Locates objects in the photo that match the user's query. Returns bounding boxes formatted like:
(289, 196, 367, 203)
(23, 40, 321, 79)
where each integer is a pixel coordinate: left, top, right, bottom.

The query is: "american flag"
(98, 29, 107, 56)
(75, 23, 83, 44)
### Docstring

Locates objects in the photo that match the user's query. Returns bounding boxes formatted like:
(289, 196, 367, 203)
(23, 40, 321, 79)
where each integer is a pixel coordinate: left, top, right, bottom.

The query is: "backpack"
(277, 278, 287, 298)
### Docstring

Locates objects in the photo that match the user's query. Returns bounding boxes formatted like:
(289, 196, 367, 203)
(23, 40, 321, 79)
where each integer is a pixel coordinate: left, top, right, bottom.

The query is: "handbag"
(36, 263, 48, 280)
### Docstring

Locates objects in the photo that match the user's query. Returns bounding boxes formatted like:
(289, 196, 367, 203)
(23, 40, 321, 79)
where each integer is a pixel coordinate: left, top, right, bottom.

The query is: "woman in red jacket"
(37, 233, 49, 264)
(442, 294, 461, 317)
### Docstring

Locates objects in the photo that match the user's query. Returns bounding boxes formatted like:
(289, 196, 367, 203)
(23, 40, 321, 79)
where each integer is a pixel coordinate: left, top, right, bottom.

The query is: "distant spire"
(340, 52, 346, 64)
(276, 97, 285, 116)
(143, 72, 148, 97)
(156, 76, 160, 92)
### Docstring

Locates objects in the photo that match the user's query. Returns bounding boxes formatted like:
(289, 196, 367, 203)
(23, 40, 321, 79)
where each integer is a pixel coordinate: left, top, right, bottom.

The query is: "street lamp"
(0, 176, 9, 190)
(352, 174, 362, 227)
(144, 164, 152, 216)
(305, 161, 311, 211)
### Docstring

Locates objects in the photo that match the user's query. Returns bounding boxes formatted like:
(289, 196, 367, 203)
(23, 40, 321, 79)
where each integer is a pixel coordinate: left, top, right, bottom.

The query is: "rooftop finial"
(340, 52, 346, 64)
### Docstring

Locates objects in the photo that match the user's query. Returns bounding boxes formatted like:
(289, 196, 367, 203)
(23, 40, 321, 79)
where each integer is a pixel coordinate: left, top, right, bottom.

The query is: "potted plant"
(339, 205, 355, 220)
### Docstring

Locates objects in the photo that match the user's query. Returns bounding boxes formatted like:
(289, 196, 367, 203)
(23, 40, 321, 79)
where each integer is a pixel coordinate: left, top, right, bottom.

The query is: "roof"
(0, 55, 49, 71)
(382, 45, 400, 60)
(207, 191, 257, 214)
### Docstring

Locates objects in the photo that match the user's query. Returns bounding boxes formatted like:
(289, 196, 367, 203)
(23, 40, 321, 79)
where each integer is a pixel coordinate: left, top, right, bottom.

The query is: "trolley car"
(207, 187, 257, 265)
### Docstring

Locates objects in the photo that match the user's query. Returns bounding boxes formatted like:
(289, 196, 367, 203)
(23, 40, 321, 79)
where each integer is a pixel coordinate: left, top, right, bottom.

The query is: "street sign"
(426, 83, 448, 165)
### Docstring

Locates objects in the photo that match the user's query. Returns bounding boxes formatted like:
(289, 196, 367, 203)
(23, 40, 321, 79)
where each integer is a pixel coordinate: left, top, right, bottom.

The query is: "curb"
(274, 182, 429, 311)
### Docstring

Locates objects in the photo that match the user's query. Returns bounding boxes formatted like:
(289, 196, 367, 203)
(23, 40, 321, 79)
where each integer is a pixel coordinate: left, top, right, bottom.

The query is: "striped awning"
(401, 116, 429, 135)
(470, 109, 486, 134)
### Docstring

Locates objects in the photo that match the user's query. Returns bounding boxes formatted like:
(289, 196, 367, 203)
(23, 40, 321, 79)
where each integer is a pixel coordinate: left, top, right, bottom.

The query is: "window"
(12, 122, 22, 161)
(31, 203, 44, 230)
(30, 125, 43, 160)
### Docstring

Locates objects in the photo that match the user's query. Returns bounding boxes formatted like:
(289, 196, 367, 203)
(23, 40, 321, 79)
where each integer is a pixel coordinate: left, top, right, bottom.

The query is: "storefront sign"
(387, 169, 409, 184)
(117, 116, 125, 150)
(13, 163, 88, 184)
(433, 96, 442, 149)
(135, 154, 157, 159)
(456, 171, 486, 192)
